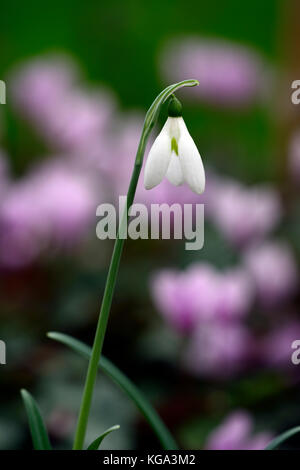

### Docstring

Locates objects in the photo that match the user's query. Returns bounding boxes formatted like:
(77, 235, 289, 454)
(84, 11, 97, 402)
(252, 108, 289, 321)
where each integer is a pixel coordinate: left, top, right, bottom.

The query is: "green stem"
(73, 79, 199, 450)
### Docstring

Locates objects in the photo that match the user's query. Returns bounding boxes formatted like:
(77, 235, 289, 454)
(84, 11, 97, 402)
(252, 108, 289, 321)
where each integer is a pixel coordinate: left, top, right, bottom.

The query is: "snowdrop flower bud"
(144, 96, 205, 194)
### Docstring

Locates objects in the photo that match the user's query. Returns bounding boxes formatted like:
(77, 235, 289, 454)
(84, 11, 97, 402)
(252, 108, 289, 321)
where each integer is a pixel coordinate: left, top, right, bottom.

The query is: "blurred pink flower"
(161, 38, 270, 107)
(30, 161, 99, 243)
(261, 320, 300, 369)
(0, 160, 98, 268)
(0, 179, 48, 268)
(11, 56, 115, 152)
(44, 90, 114, 152)
(244, 241, 298, 306)
(210, 179, 281, 247)
(206, 411, 272, 450)
(183, 321, 254, 378)
(11, 55, 77, 123)
(216, 268, 254, 320)
(150, 265, 218, 331)
(150, 263, 253, 332)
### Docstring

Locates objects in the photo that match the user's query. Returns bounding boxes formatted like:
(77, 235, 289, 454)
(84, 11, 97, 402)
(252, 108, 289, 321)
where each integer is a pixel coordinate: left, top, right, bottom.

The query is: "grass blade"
(21, 389, 52, 450)
(87, 424, 120, 450)
(265, 426, 300, 450)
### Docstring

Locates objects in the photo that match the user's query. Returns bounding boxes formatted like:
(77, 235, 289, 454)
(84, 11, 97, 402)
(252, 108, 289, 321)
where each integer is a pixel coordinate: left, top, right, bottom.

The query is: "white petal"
(166, 151, 184, 186)
(177, 118, 205, 194)
(144, 119, 172, 190)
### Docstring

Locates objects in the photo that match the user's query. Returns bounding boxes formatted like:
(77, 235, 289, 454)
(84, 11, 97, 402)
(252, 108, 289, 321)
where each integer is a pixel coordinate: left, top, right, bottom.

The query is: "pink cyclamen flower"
(214, 268, 254, 321)
(206, 411, 273, 450)
(209, 179, 281, 247)
(151, 264, 253, 332)
(29, 161, 98, 243)
(0, 160, 98, 268)
(11, 55, 115, 152)
(150, 265, 218, 331)
(244, 241, 298, 306)
(11, 55, 77, 123)
(42, 89, 115, 152)
(183, 321, 254, 378)
(161, 38, 270, 107)
(0, 179, 48, 268)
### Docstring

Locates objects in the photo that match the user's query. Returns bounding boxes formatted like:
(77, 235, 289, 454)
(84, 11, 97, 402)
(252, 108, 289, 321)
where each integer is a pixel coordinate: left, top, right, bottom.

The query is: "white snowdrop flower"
(144, 96, 205, 194)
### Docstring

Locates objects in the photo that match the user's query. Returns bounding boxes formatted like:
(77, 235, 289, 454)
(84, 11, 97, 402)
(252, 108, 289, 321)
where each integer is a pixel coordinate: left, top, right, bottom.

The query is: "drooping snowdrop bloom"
(144, 96, 205, 194)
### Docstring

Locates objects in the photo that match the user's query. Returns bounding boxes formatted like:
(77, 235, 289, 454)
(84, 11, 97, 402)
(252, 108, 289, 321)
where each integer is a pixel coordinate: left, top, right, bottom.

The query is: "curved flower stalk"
(72, 80, 199, 450)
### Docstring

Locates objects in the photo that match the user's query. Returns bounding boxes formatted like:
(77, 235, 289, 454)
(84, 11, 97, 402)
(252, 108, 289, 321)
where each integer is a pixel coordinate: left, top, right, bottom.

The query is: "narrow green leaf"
(21, 389, 52, 450)
(47, 332, 178, 450)
(265, 426, 300, 450)
(87, 425, 120, 450)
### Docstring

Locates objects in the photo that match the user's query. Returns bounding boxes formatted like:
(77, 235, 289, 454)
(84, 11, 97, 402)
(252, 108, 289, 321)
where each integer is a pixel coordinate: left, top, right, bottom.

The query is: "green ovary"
(171, 137, 179, 155)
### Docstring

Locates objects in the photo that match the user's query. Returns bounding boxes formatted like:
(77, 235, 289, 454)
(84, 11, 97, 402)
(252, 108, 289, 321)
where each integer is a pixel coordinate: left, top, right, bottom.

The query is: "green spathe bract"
(168, 95, 183, 117)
